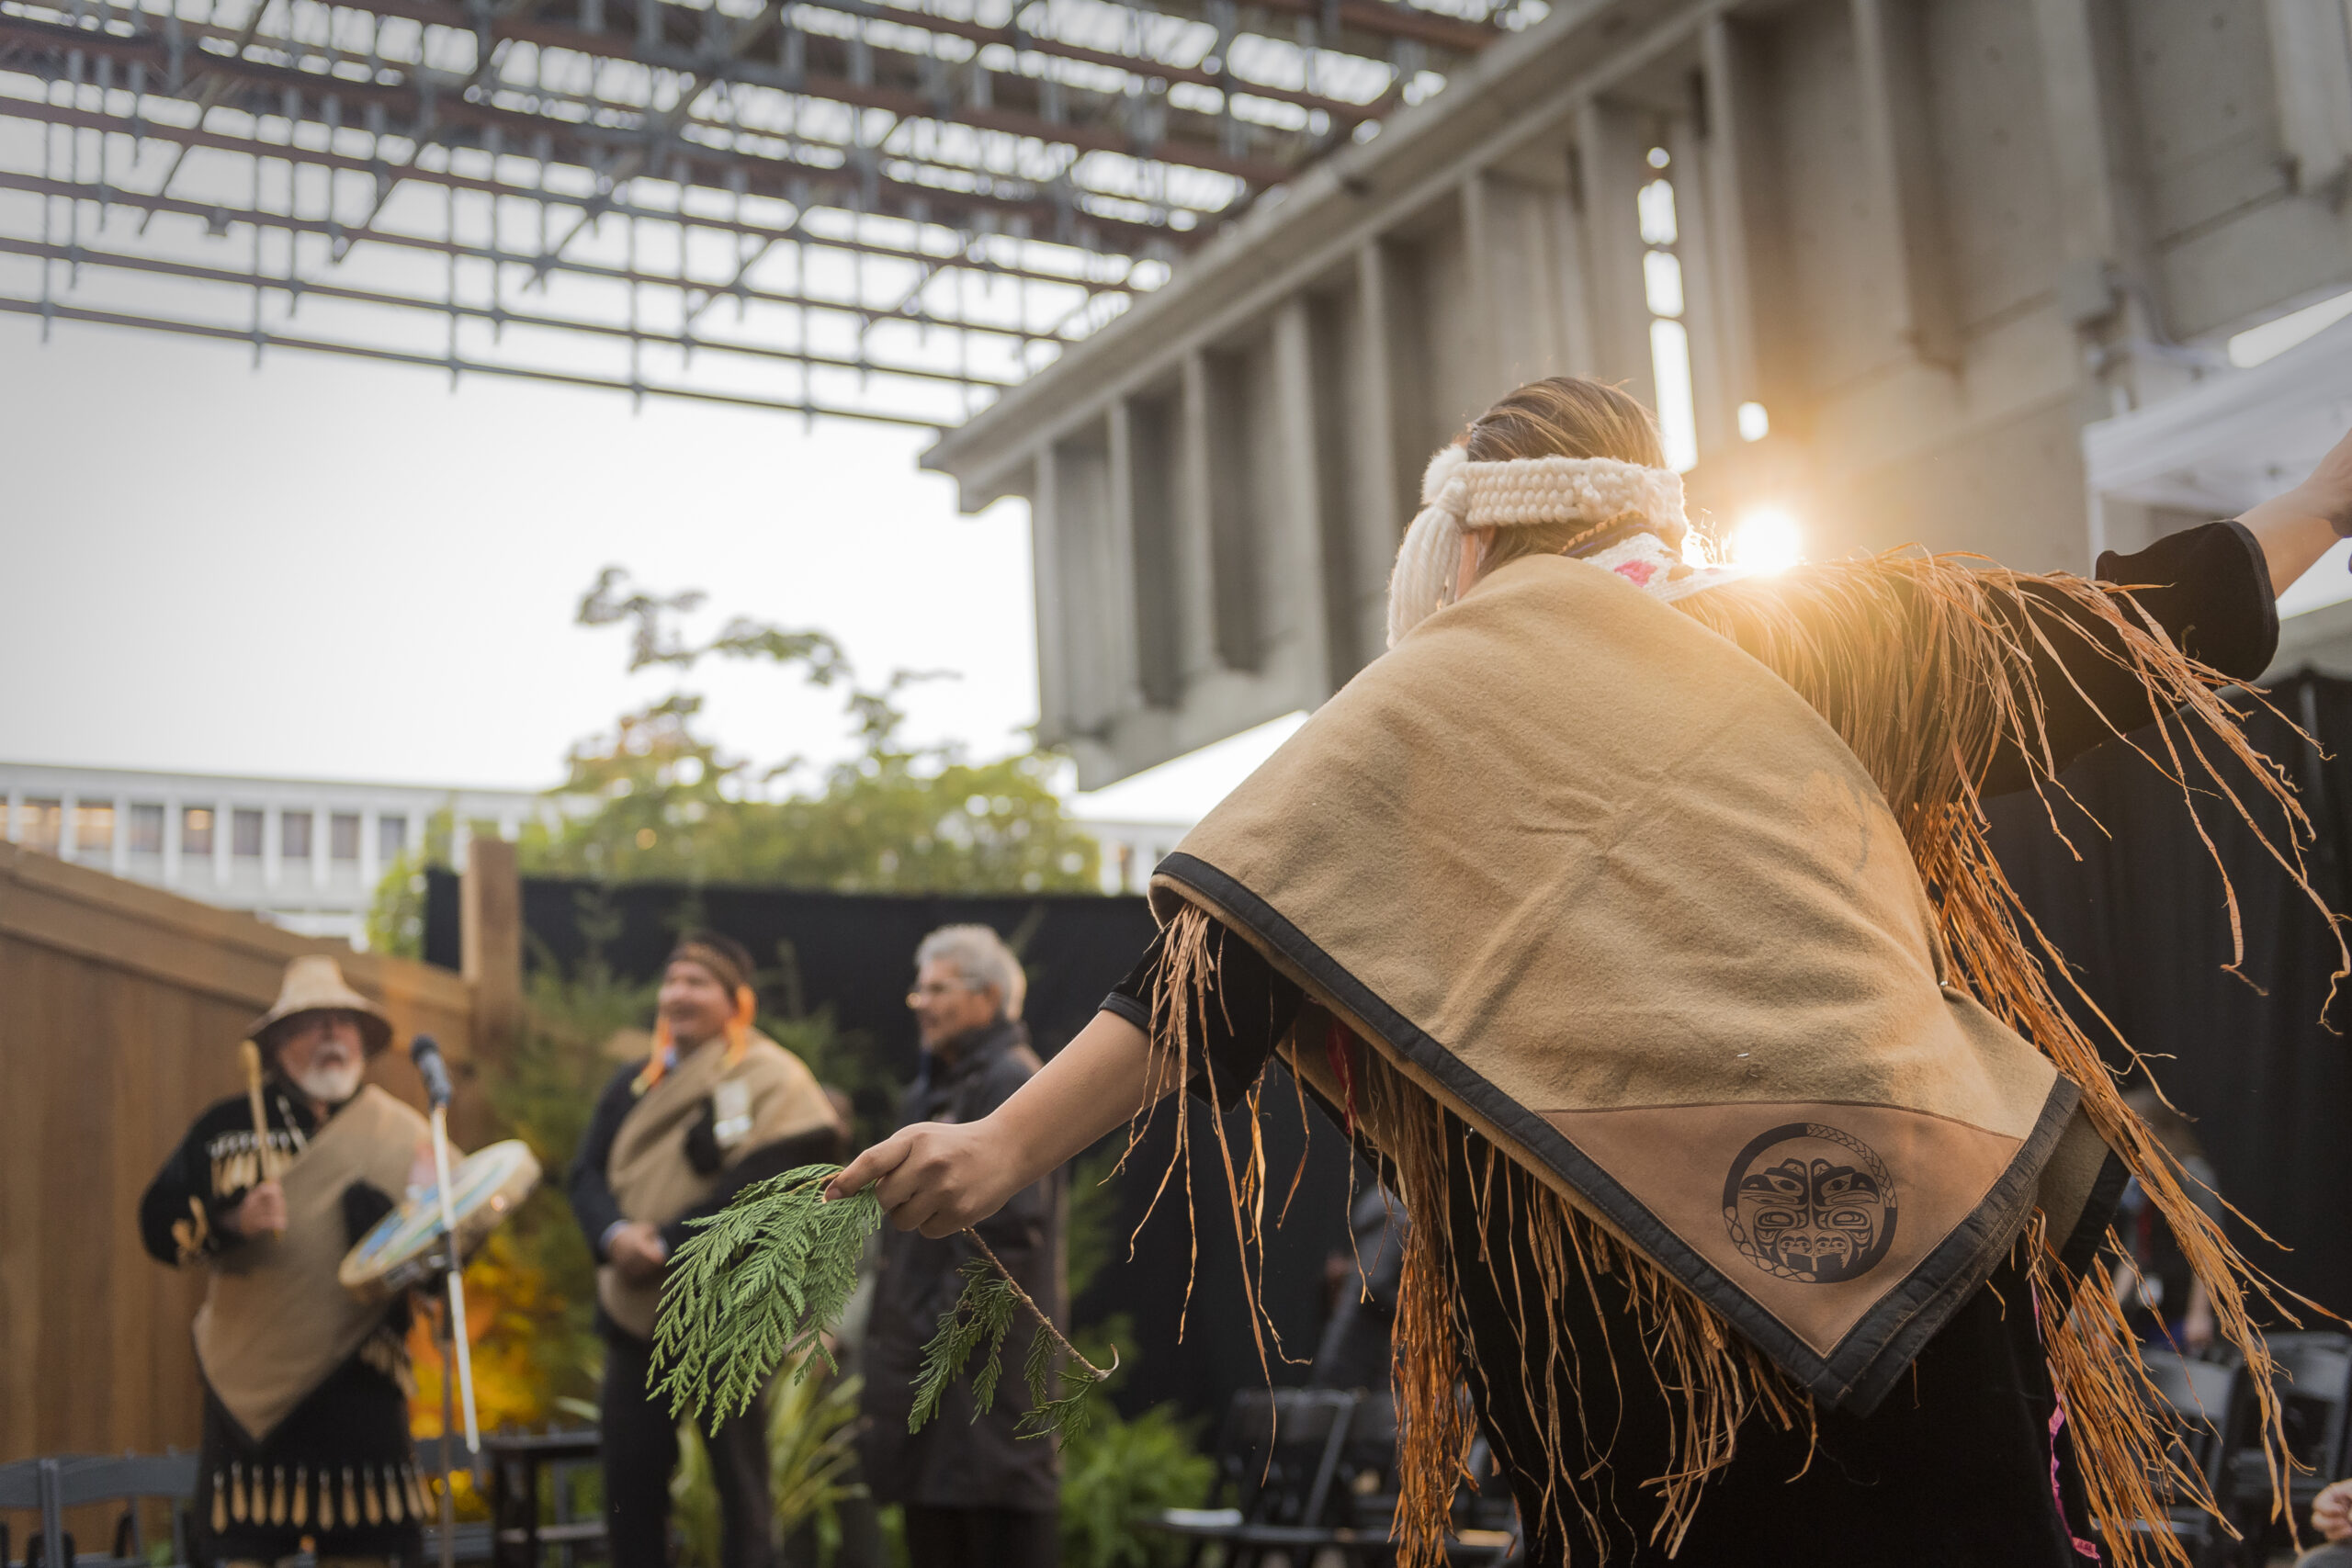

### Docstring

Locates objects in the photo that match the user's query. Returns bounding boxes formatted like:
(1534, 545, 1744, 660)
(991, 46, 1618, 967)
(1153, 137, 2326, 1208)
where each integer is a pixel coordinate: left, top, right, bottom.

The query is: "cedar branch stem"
(962, 1228, 1116, 1382)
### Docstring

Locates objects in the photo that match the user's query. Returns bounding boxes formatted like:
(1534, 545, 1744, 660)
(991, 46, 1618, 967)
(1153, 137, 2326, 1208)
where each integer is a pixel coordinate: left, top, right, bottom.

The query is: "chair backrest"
(2266, 1333, 2352, 1480)
(2143, 1348, 2242, 1495)
(49, 1454, 198, 1510)
(0, 1460, 45, 1512)
(1204, 1388, 1359, 1527)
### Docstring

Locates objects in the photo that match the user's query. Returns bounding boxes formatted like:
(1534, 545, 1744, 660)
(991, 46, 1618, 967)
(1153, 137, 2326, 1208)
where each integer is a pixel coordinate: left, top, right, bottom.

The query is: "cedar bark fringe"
(1135, 547, 2342, 1565)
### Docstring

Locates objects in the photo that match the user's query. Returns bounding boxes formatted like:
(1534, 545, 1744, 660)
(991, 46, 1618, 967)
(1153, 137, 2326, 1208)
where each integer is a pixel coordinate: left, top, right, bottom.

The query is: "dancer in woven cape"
(831, 378, 2352, 1566)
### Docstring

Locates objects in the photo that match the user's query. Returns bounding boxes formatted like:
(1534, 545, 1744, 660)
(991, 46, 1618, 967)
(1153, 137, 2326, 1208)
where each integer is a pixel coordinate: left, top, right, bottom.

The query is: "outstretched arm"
(824, 1008, 1158, 1237)
(2238, 425, 2352, 594)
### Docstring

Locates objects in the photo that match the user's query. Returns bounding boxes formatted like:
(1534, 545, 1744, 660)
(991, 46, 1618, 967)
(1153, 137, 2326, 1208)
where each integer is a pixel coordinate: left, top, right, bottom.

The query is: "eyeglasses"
(906, 981, 975, 1004)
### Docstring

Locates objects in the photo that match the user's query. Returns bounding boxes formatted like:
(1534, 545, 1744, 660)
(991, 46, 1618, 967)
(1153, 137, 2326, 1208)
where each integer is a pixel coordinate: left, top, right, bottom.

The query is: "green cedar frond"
(651, 1165, 1118, 1448)
(652, 1165, 879, 1426)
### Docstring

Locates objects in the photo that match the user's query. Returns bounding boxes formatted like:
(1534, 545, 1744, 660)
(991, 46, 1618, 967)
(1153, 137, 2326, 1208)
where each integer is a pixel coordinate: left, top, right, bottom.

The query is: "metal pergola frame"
(0, 0, 1517, 424)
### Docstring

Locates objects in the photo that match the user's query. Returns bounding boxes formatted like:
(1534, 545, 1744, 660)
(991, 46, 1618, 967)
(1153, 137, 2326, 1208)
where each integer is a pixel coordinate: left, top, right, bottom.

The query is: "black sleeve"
(342, 1180, 399, 1247)
(138, 1103, 254, 1266)
(1102, 916, 1305, 1111)
(657, 1122, 850, 1255)
(1982, 521, 2278, 797)
(568, 1064, 642, 1262)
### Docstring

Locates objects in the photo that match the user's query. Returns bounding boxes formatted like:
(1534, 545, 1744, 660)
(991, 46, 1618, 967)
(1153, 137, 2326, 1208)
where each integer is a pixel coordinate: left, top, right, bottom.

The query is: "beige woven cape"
(193, 1085, 430, 1442)
(596, 1032, 837, 1338)
(1151, 554, 2115, 1412)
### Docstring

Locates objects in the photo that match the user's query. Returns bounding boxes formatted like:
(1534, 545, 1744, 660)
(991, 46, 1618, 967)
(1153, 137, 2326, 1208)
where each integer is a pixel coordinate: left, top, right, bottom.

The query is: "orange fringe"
(1135, 547, 2345, 1565)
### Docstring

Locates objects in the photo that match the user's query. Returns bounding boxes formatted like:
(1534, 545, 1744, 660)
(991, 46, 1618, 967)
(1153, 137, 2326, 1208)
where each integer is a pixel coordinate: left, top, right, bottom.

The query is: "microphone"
(410, 1034, 454, 1108)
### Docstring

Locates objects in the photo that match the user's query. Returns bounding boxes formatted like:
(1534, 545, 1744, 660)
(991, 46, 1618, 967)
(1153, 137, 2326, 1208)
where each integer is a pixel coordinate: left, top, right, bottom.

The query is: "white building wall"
(0, 761, 566, 947)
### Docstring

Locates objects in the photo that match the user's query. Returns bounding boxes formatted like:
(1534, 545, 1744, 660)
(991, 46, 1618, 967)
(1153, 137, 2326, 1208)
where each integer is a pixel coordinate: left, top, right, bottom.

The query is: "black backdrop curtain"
(422, 872, 1358, 1423)
(1986, 670, 2352, 1321)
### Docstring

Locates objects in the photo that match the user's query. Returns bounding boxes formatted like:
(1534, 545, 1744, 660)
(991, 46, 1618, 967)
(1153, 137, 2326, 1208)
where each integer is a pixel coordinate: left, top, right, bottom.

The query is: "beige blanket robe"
(1152, 554, 2116, 1414)
(596, 1032, 838, 1339)
(193, 1085, 431, 1442)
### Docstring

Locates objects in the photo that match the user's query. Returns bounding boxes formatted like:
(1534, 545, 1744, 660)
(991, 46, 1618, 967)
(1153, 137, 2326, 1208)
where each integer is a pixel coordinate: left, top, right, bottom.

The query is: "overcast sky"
(0, 315, 1287, 821)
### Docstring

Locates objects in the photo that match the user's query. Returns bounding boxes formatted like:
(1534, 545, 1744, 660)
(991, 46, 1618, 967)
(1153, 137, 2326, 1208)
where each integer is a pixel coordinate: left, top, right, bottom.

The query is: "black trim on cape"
(1155, 850, 2083, 1416)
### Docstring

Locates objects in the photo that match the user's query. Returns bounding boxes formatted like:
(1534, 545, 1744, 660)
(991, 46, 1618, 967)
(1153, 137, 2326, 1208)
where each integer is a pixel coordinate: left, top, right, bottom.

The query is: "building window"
(76, 803, 116, 853)
(129, 803, 165, 854)
(183, 807, 216, 856)
(1638, 146, 1698, 475)
(232, 809, 265, 858)
(379, 816, 410, 862)
(17, 799, 62, 853)
(331, 812, 361, 862)
(282, 811, 314, 861)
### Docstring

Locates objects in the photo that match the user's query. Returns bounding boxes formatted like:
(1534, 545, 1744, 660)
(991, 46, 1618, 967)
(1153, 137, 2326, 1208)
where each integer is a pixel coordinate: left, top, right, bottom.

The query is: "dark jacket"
(856, 1018, 1067, 1514)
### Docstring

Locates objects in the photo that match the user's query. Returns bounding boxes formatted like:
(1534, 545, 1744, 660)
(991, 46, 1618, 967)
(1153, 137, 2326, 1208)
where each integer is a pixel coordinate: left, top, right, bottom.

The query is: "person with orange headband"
(569, 930, 845, 1568)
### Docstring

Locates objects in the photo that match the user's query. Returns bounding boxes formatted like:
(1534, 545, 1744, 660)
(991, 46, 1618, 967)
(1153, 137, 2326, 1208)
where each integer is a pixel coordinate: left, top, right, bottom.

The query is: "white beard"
(296, 1057, 364, 1105)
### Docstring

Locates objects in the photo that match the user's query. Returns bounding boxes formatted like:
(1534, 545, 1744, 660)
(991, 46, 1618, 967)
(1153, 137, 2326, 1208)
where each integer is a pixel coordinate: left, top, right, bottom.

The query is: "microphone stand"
(413, 1039, 478, 1568)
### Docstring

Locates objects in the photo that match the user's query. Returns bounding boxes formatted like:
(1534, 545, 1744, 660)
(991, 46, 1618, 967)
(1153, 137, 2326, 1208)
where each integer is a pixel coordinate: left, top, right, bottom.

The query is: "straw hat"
(248, 954, 393, 1057)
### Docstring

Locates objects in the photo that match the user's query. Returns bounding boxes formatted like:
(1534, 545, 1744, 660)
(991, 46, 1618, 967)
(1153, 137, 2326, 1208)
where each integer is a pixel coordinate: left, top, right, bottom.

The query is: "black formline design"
(1154, 851, 2082, 1416)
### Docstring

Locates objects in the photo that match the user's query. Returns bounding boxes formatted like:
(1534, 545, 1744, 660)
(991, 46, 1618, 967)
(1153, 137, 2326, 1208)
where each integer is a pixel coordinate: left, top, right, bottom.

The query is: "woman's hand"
(827, 1118, 1025, 1238)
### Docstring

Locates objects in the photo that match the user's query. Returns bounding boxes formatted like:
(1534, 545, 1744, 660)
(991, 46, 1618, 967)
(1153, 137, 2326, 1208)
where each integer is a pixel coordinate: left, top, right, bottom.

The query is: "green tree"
(519, 570, 1101, 894)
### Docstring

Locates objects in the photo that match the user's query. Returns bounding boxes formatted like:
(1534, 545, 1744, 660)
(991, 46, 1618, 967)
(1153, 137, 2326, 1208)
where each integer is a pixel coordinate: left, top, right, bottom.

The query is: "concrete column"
(359, 807, 380, 895)
(1458, 173, 1498, 403)
(1271, 297, 1334, 698)
(1352, 243, 1404, 664)
(57, 792, 78, 865)
(1029, 443, 1071, 740)
(1667, 114, 1735, 462)
(312, 798, 330, 891)
(263, 804, 281, 891)
(1699, 18, 1768, 433)
(111, 792, 130, 877)
(1850, 0, 1957, 368)
(2031, 0, 2159, 347)
(1102, 401, 1145, 716)
(163, 794, 181, 886)
(1176, 350, 1225, 683)
(1575, 98, 1656, 403)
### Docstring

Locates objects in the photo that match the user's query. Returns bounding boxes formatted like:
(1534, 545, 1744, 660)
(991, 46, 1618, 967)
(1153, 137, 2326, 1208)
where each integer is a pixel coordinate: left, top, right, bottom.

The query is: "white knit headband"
(1385, 446, 1692, 648)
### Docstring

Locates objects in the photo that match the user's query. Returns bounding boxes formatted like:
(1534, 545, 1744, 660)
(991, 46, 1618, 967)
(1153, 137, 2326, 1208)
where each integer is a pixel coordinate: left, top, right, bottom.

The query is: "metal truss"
(0, 0, 1524, 425)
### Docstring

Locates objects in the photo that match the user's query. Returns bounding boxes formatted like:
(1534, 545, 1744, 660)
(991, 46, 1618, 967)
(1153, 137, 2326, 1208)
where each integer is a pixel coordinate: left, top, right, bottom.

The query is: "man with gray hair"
(857, 924, 1067, 1568)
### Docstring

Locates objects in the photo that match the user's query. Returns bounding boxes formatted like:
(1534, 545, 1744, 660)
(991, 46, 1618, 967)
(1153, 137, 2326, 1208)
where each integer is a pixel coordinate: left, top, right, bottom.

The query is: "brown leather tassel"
(384, 1465, 405, 1524)
(342, 1467, 358, 1529)
(229, 1462, 247, 1524)
(317, 1471, 336, 1532)
(405, 1465, 428, 1519)
(270, 1465, 288, 1526)
(364, 1469, 384, 1526)
(292, 1466, 309, 1529)
(210, 1474, 227, 1534)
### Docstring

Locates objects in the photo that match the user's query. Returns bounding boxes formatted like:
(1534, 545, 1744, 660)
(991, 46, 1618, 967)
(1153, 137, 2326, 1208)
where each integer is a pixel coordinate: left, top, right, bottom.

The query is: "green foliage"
(911, 1261, 1020, 1428)
(657, 1168, 1110, 1451)
(655, 1166, 884, 1426)
(767, 1362, 867, 1558)
(518, 570, 1102, 895)
(1057, 1403, 1216, 1568)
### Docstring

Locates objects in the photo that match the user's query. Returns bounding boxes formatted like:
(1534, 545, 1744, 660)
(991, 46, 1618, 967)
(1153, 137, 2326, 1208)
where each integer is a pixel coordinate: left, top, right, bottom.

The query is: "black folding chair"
(2221, 1332, 2352, 1564)
(1153, 1387, 1361, 1567)
(2130, 1348, 2247, 1568)
(48, 1453, 198, 1568)
(416, 1437, 495, 1564)
(0, 1457, 58, 1568)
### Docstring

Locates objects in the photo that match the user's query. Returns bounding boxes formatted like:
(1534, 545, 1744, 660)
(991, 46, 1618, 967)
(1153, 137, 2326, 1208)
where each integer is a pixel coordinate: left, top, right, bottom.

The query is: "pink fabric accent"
(2032, 1281, 2103, 1559)
(1614, 560, 1657, 586)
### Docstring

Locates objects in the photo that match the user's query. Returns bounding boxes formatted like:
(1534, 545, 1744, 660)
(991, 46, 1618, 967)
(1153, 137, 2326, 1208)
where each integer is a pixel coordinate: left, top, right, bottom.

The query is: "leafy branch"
(651, 1165, 1116, 1446)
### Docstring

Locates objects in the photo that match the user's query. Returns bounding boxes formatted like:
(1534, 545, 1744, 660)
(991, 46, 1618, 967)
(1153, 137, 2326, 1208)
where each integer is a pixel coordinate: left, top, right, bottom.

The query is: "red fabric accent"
(1324, 1018, 1360, 1139)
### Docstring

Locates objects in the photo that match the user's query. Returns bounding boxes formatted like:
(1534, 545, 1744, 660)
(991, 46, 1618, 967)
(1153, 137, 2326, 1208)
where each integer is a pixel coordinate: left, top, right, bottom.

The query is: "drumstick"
(237, 1039, 284, 1238)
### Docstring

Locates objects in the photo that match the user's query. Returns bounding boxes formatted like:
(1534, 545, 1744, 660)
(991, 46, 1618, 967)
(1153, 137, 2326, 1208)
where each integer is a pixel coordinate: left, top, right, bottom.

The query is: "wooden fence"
(0, 840, 520, 1463)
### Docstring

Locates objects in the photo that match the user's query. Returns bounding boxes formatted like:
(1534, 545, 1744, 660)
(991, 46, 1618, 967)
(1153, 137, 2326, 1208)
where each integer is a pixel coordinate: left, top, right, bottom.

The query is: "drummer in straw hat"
(139, 954, 437, 1568)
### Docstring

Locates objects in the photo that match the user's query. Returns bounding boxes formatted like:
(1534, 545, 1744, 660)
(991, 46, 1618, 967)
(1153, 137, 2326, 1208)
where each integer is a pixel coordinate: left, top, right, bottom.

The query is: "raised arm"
(824, 1007, 1157, 1236)
(2236, 424, 2352, 595)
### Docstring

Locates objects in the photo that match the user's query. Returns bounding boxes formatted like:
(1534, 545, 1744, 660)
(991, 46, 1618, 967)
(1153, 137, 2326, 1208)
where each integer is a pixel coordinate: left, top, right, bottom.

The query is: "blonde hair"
(1464, 378, 1677, 576)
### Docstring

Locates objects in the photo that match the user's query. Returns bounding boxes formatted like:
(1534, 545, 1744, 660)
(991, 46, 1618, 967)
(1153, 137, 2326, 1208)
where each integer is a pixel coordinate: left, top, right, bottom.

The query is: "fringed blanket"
(1143, 550, 2339, 1565)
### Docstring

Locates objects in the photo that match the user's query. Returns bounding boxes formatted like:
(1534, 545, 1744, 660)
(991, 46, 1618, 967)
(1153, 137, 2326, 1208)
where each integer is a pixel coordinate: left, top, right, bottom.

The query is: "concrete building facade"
(0, 761, 556, 944)
(923, 0, 2352, 787)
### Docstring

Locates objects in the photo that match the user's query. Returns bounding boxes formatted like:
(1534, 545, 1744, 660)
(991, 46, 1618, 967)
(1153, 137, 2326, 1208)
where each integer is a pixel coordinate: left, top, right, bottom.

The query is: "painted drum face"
(1721, 1122, 1898, 1285)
